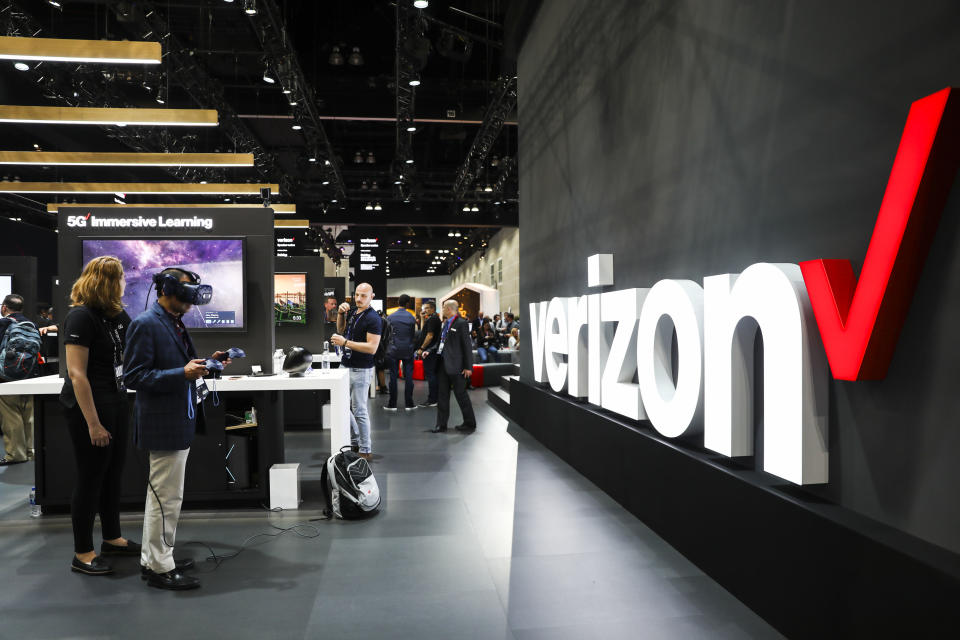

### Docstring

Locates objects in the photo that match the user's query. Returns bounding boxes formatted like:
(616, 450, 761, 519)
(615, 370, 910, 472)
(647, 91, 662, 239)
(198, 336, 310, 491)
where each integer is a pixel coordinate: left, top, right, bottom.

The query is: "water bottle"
(29, 487, 40, 518)
(322, 341, 331, 370)
(273, 348, 285, 375)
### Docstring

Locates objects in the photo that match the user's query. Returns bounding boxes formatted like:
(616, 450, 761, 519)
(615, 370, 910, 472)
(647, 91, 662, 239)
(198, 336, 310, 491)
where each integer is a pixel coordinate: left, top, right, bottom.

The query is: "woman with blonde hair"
(61, 256, 139, 576)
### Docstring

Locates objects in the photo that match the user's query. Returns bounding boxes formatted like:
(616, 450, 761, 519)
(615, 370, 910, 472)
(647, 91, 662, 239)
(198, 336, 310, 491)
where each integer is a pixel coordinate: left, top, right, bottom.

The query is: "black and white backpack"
(321, 446, 381, 519)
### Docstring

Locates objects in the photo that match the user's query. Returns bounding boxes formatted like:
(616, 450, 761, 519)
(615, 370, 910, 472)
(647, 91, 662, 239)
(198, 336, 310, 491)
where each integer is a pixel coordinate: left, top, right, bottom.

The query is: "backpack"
(321, 446, 381, 520)
(374, 315, 394, 367)
(0, 317, 42, 381)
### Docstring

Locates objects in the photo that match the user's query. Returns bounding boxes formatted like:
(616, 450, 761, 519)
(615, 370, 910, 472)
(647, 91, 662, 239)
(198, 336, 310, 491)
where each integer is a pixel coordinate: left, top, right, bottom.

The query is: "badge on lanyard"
(195, 378, 209, 404)
(114, 364, 125, 393)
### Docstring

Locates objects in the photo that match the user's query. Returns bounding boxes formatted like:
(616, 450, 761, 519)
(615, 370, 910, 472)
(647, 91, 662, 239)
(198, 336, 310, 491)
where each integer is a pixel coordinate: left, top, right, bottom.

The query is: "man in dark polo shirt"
(330, 283, 381, 461)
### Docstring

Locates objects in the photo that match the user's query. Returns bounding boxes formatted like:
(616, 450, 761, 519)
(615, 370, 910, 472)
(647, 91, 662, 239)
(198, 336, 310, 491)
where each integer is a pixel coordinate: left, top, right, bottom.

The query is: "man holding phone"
(124, 268, 230, 591)
(330, 283, 381, 461)
(430, 299, 476, 433)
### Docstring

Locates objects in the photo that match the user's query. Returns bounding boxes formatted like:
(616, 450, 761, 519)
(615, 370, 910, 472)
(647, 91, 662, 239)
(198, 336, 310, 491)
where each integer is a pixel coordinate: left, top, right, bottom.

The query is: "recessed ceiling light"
(405, 158, 414, 164)
(408, 78, 420, 87)
(291, 124, 302, 130)
(414, 0, 429, 8)
(406, 125, 416, 132)
(14, 62, 29, 71)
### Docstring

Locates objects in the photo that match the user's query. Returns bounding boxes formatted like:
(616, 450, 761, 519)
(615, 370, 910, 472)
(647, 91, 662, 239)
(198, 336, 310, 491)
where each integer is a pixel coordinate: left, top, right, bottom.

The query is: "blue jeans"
(477, 346, 498, 362)
(387, 356, 415, 408)
(348, 366, 374, 453)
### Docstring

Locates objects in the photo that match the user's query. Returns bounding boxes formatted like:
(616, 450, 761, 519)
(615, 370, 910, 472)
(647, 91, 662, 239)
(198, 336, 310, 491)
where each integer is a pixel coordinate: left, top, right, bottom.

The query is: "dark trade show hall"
(1, 1, 959, 638)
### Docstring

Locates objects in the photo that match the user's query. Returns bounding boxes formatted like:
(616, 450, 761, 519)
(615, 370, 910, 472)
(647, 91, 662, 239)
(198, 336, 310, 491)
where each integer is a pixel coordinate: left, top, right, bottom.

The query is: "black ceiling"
(0, 0, 534, 278)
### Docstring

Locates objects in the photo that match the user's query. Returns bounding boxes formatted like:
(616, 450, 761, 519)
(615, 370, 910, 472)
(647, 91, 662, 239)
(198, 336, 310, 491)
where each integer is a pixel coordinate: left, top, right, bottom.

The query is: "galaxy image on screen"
(81, 238, 244, 329)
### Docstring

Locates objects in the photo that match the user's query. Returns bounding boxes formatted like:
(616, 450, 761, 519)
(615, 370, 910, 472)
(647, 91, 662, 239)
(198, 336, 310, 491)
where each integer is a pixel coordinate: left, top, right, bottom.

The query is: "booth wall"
(518, 0, 960, 556)
(386, 275, 450, 300)
(58, 207, 275, 373)
(450, 227, 520, 315)
(275, 256, 326, 356)
(0, 219, 56, 305)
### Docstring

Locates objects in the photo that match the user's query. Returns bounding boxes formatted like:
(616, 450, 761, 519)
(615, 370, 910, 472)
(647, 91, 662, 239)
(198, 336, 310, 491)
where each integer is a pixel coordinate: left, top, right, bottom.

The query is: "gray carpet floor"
(0, 383, 782, 639)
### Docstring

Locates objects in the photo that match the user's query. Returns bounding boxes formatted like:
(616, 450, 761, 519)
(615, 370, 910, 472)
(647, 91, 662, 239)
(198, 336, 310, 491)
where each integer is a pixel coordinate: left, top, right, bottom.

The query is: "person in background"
(416, 301, 440, 408)
(500, 312, 518, 338)
(374, 309, 388, 394)
(384, 294, 417, 411)
(61, 256, 139, 576)
(430, 299, 476, 434)
(0, 294, 35, 465)
(35, 304, 58, 375)
(331, 283, 382, 461)
(494, 313, 505, 332)
(324, 296, 338, 322)
(508, 327, 519, 349)
(477, 321, 501, 363)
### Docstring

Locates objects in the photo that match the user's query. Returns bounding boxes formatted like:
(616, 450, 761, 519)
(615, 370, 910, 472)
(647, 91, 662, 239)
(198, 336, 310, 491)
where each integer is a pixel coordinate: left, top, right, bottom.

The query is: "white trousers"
(140, 448, 190, 574)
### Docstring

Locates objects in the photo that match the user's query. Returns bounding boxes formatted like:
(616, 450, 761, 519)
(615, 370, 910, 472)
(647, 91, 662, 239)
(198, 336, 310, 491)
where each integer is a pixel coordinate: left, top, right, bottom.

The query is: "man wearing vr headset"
(123, 267, 231, 591)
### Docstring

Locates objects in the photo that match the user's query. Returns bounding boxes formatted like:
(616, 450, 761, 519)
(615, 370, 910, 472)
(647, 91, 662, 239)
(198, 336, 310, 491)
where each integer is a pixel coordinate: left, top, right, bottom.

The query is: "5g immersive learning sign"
(527, 87, 960, 486)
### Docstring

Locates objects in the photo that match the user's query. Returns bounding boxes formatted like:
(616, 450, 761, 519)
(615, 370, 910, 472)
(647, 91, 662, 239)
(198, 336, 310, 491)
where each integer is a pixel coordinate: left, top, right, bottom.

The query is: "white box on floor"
(269, 463, 301, 510)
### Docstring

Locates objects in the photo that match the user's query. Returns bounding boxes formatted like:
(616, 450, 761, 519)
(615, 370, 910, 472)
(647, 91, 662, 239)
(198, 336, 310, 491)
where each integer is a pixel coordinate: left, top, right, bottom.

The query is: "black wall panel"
(519, 0, 960, 558)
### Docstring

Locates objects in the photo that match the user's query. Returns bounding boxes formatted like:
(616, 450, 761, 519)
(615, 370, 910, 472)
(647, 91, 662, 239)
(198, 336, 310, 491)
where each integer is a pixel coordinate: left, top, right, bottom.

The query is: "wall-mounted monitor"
(274, 272, 307, 325)
(0, 274, 11, 302)
(81, 238, 246, 331)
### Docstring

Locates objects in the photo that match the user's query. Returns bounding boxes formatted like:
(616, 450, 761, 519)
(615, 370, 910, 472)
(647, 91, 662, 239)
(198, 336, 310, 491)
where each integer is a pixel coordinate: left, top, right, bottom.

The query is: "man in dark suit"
(430, 299, 476, 433)
(124, 268, 230, 591)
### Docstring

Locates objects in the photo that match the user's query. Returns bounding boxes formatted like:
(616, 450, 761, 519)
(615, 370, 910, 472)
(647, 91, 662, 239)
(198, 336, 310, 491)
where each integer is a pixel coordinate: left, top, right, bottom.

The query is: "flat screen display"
(0, 275, 11, 302)
(274, 273, 307, 325)
(81, 238, 245, 330)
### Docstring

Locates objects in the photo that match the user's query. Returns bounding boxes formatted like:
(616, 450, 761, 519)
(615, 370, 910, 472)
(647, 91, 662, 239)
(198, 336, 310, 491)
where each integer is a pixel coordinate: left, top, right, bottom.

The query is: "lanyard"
(346, 307, 370, 342)
(440, 316, 455, 343)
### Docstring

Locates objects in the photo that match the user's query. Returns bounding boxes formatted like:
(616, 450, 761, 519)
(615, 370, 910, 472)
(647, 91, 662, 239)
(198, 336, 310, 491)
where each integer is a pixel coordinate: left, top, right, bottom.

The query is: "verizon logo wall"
(528, 87, 960, 486)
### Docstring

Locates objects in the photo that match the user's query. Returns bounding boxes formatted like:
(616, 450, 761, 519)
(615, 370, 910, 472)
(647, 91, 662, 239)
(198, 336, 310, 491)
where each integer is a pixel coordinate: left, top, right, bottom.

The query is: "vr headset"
(153, 268, 214, 305)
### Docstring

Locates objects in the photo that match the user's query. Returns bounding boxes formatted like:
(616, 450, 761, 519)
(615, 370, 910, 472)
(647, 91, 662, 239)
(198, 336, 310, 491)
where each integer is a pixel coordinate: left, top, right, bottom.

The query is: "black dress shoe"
(429, 426, 448, 433)
(141, 558, 195, 580)
(100, 539, 142, 557)
(147, 569, 200, 590)
(71, 555, 113, 576)
(0, 457, 26, 466)
(454, 424, 477, 433)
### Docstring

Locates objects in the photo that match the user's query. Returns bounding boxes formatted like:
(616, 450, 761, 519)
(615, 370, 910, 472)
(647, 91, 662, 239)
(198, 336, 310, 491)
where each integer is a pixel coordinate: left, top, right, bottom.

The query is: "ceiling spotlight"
(282, 87, 292, 95)
(33, 143, 39, 149)
(462, 204, 470, 212)
(262, 65, 275, 84)
(447, 232, 454, 237)
(321, 180, 330, 185)
(374, 202, 382, 211)
(394, 178, 402, 185)
(484, 185, 493, 192)
(324, 159, 331, 166)
(13, 62, 29, 71)
(361, 180, 368, 190)
(408, 76, 421, 87)
(425, 250, 431, 254)
(414, 0, 429, 8)
(47, 0, 62, 6)
(353, 151, 363, 164)
(243, 0, 257, 15)
(288, 98, 297, 106)
(405, 158, 414, 164)
(309, 157, 317, 162)
(471, 204, 479, 212)
(347, 46, 364, 66)
(365, 203, 373, 211)
(329, 46, 344, 66)
(366, 151, 375, 164)
(331, 198, 338, 203)
(454, 232, 461, 237)
(155, 84, 167, 104)
(406, 125, 417, 132)
(291, 123, 302, 130)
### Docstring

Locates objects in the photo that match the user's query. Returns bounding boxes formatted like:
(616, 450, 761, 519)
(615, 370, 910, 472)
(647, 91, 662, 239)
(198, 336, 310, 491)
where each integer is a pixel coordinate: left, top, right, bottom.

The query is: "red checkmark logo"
(800, 87, 960, 380)
(84, 212, 91, 220)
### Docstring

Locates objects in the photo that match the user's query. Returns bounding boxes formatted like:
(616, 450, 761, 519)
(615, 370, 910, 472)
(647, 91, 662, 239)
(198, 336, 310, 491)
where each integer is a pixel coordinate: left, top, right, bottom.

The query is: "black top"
(61, 305, 131, 405)
(341, 307, 381, 369)
(419, 314, 442, 352)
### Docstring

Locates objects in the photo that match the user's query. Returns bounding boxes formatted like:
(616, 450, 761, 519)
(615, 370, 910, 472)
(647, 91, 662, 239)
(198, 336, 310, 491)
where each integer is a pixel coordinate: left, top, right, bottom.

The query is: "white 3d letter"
(600, 288, 647, 420)
(528, 301, 549, 383)
(703, 263, 828, 485)
(637, 280, 704, 438)
(545, 297, 568, 392)
(567, 296, 589, 399)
